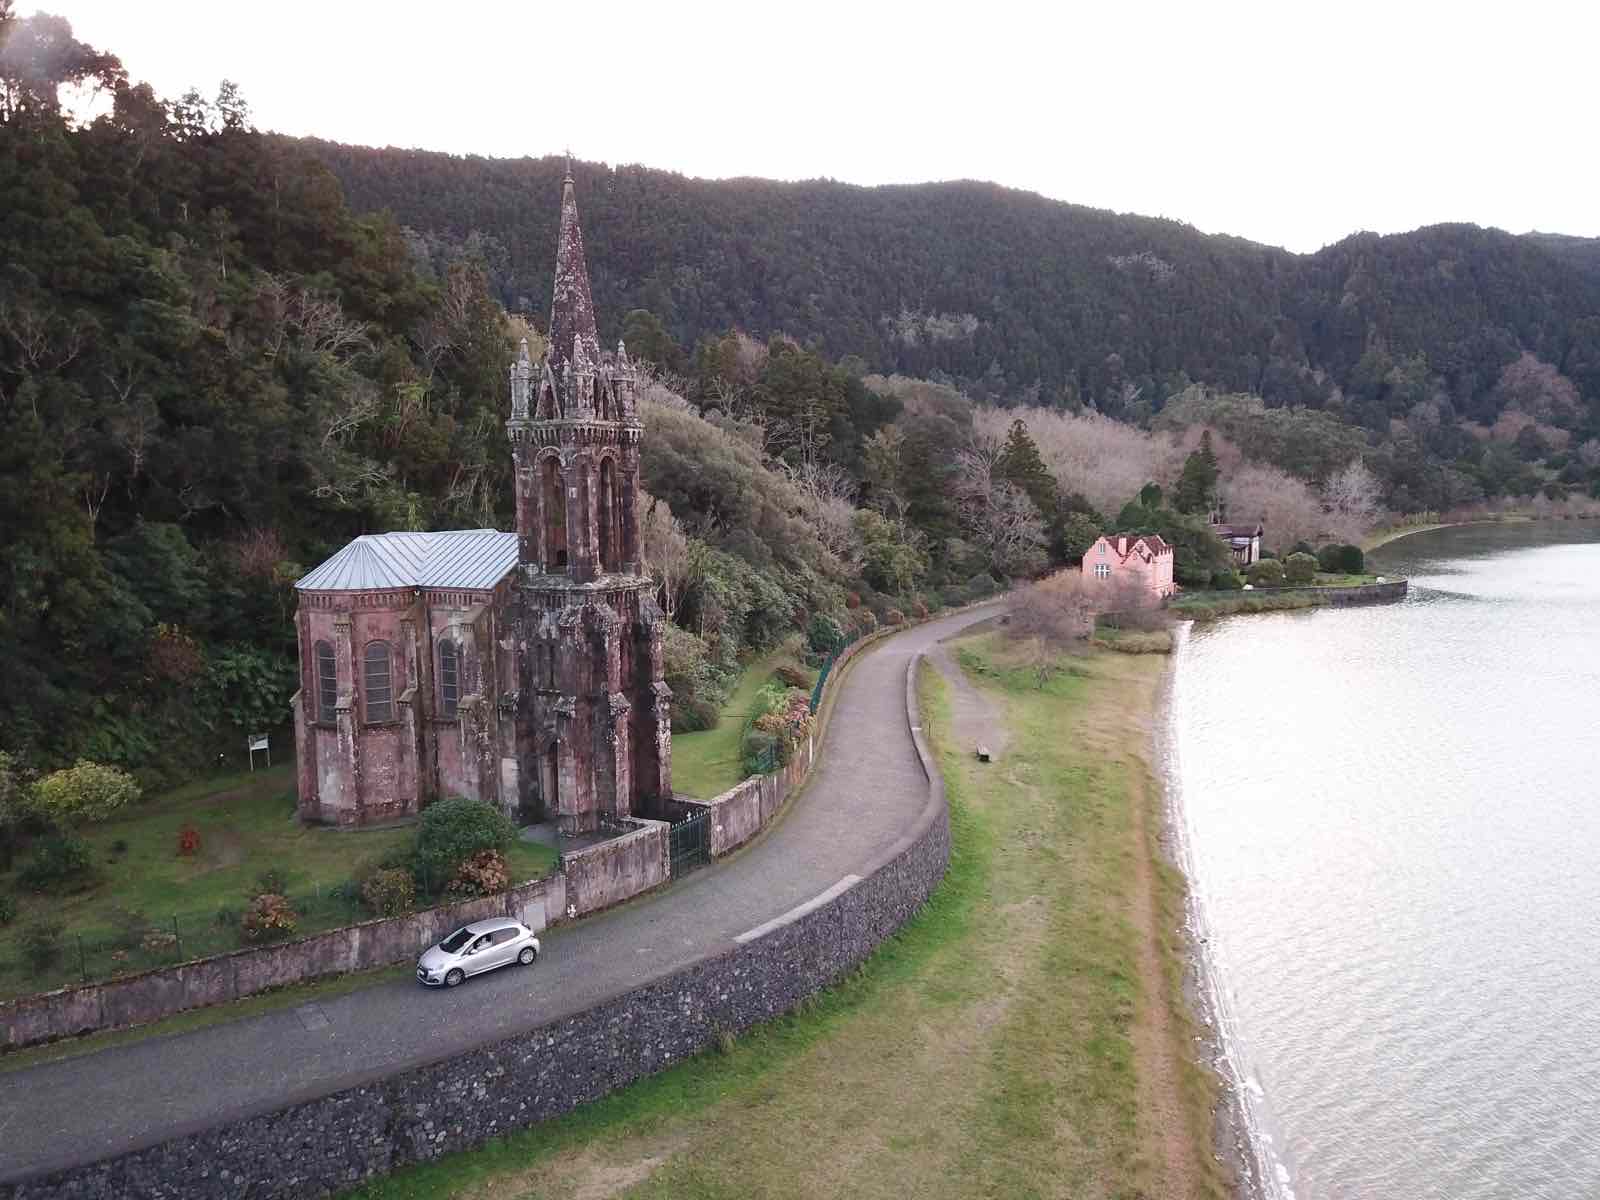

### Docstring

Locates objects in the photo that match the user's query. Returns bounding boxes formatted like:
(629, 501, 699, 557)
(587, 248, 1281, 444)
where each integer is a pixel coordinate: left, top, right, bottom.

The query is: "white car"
(416, 917, 540, 987)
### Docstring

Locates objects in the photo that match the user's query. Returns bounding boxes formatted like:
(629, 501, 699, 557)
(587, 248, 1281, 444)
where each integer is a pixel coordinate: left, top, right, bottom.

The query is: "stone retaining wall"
(3, 654, 951, 1200)
(560, 817, 669, 917)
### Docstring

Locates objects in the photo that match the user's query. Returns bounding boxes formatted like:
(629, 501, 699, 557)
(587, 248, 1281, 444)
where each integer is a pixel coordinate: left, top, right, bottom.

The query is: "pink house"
(1081, 533, 1176, 600)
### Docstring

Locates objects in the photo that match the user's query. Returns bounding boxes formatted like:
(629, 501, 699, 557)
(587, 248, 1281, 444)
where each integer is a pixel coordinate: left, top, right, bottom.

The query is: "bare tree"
(1007, 572, 1096, 685)
(951, 434, 1048, 576)
(1322, 459, 1384, 532)
(639, 490, 694, 623)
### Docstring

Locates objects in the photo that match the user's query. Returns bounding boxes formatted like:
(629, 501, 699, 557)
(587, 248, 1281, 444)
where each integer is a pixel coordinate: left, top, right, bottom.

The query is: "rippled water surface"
(1168, 522, 1600, 1200)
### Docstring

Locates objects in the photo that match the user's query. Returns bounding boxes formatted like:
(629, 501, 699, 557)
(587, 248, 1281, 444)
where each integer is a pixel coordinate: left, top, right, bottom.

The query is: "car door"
(464, 932, 496, 975)
(486, 926, 522, 969)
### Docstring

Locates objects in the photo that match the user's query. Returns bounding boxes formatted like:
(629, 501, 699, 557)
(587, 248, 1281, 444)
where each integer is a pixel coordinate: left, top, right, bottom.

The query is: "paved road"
(0, 604, 997, 1183)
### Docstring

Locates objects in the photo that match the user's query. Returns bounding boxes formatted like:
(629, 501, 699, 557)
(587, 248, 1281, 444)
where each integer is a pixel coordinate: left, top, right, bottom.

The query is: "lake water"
(1166, 521, 1600, 1200)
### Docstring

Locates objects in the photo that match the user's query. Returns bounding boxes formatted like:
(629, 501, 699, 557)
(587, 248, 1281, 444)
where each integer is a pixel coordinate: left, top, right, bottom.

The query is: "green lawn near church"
(669, 648, 818, 801)
(0, 767, 559, 1001)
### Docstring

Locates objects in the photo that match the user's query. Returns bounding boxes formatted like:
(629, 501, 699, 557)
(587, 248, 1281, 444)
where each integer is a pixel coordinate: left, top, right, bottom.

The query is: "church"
(291, 170, 673, 834)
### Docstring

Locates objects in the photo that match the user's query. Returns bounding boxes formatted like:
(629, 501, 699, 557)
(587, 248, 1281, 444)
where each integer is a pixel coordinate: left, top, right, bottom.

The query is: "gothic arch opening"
(314, 640, 336, 723)
(542, 741, 560, 816)
(598, 456, 621, 573)
(541, 456, 567, 570)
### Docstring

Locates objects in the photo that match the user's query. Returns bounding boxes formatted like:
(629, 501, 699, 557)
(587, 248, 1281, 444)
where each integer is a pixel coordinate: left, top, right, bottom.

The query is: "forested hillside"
(2, 7, 1596, 791)
(300, 139, 1600, 444)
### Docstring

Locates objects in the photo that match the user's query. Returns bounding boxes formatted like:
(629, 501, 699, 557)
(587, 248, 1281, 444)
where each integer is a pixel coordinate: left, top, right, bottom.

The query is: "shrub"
(0, 893, 15, 925)
(213, 904, 240, 929)
(447, 849, 510, 897)
(19, 920, 63, 973)
(911, 600, 929, 619)
(109, 907, 151, 950)
(361, 867, 417, 916)
(1284, 552, 1319, 585)
(110, 838, 129, 856)
(328, 879, 363, 906)
(1245, 559, 1286, 588)
(140, 928, 178, 956)
(806, 612, 845, 655)
(256, 867, 289, 894)
(845, 592, 861, 610)
(740, 728, 781, 775)
(850, 608, 878, 636)
(241, 893, 298, 941)
(1323, 543, 1365, 573)
(1211, 569, 1244, 591)
(30, 760, 141, 826)
(883, 608, 905, 626)
(177, 825, 201, 857)
(674, 696, 721, 732)
(1290, 540, 1317, 558)
(413, 797, 517, 886)
(773, 662, 810, 689)
(965, 572, 998, 600)
(18, 833, 93, 892)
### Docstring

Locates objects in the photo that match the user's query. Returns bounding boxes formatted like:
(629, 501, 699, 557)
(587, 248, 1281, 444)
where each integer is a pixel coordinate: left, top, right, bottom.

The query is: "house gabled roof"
(296, 530, 519, 593)
(1105, 533, 1171, 559)
(1211, 522, 1263, 539)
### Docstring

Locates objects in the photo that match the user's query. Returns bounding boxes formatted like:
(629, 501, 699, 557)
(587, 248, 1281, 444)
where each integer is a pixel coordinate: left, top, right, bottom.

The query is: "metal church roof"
(295, 530, 519, 593)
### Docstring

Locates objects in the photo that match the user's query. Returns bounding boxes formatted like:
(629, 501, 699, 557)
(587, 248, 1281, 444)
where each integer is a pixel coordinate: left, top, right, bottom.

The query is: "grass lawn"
(0, 767, 559, 1000)
(345, 636, 1226, 1200)
(1313, 571, 1381, 587)
(669, 649, 817, 800)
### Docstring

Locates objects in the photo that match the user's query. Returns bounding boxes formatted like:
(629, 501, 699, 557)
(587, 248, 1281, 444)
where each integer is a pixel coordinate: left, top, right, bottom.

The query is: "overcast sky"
(46, 0, 1600, 253)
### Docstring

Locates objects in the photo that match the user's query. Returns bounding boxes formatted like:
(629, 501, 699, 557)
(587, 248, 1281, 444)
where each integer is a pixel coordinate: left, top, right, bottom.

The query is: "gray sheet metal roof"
(296, 530, 519, 593)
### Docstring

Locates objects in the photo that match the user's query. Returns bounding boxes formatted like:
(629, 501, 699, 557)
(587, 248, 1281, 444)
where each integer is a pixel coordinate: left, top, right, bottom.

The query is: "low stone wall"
(3, 655, 952, 1200)
(0, 875, 565, 1051)
(561, 816, 670, 917)
(1281, 580, 1409, 605)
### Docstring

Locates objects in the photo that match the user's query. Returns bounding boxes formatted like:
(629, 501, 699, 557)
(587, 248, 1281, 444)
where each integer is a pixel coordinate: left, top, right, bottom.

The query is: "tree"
(1246, 559, 1285, 587)
(621, 309, 683, 373)
(1284, 552, 1319, 585)
(30, 760, 141, 825)
(1322, 460, 1384, 531)
(1173, 429, 1220, 514)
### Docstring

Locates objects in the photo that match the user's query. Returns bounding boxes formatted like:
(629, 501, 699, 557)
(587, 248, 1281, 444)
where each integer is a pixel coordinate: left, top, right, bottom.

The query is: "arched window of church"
(541, 457, 567, 570)
(439, 639, 460, 719)
(314, 641, 336, 724)
(364, 641, 393, 723)
(598, 457, 620, 572)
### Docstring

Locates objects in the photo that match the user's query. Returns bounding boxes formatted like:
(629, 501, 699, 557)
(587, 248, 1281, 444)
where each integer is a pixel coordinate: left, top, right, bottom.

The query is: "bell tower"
(508, 167, 672, 835)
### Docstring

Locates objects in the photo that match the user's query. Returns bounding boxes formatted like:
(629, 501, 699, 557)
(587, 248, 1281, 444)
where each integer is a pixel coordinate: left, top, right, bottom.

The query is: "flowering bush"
(911, 600, 929, 619)
(361, 867, 416, 915)
(31, 760, 141, 826)
(884, 608, 905, 626)
(743, 684, 815, 772)
(241, 893, 298, 941)
(447, 849, 510, 897)
(177, 825, 201, 856)
(851, 608, 878, 636)
(845, 592, 861, 610)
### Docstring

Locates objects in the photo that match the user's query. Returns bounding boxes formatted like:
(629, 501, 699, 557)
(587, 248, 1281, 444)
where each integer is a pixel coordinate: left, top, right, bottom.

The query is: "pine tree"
(1174, 430, 1220, 515)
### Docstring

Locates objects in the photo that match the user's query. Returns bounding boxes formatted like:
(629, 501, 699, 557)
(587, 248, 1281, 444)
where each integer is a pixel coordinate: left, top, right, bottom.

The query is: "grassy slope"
(669, 650, 816, 800)
(0, 769, 559, 998)
(345, 637, 1224, 1200)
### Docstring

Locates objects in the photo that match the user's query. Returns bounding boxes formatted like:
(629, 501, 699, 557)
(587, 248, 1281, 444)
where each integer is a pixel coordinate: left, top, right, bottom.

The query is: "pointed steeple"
(547, 165, 600, 396)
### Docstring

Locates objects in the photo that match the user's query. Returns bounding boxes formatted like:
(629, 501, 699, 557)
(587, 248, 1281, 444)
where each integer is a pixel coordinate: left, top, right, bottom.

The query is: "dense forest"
(302, 139, 1600, 504)
(2, 8, 1598, 791)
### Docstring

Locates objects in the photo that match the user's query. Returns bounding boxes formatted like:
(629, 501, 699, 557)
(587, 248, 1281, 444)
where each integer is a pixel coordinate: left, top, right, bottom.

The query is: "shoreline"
(1154, 626, 1277, 1200)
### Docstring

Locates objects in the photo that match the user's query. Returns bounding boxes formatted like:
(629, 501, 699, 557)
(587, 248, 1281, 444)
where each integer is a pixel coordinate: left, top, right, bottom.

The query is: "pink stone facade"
(1081, 533, 1177, 600)
(293, 173, 671, 834)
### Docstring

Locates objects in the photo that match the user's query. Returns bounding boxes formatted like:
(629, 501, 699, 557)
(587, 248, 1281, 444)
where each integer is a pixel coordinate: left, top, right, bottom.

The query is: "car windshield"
(440, 928, 473, 953)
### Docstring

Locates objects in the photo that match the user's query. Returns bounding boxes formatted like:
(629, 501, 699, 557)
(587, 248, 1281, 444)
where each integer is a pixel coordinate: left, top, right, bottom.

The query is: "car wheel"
(444, 968, 464, 988)
(518, 946, 537, 966)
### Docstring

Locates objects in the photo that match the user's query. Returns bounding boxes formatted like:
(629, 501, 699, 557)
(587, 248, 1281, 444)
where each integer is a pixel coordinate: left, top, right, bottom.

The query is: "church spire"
(547, 164, 600, 392)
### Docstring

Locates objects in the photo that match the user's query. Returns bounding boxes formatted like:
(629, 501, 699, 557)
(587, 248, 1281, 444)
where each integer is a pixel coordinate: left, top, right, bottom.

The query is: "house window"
(439, 639, 460, 718)
(1098, 543, 1107, 556)
(314, 641, 336, 723)
(364, 641, 393, 723)
(1094, 563, 1111, 579)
